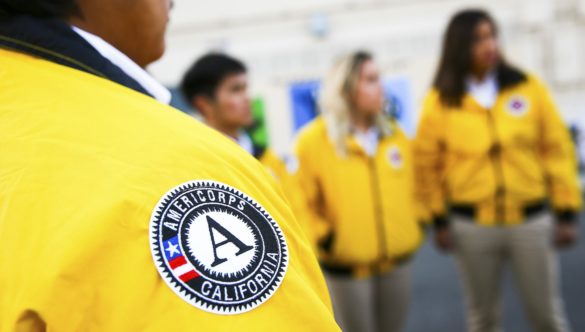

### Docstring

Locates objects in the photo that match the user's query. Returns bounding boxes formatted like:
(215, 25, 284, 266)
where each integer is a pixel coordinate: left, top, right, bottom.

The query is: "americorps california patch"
(507, 95, 530, 117)
(387, 145, 403, 169)
(149, 180, 288, 315)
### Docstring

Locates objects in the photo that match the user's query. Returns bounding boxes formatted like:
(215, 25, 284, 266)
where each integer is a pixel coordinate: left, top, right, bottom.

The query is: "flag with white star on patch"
(163, 236, 200, 282)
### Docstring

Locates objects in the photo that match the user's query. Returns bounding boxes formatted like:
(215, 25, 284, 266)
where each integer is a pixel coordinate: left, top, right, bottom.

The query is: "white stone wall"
(150, 0, 585, 154)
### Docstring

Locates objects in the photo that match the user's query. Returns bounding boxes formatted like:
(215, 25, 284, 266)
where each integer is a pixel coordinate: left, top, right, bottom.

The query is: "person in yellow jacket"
(292, 51, 423, 332)
(0, 1, 340, 331)
(414, 9, 581, 332)
(179, 53, 314, 247)
(180, 53, 287, 181)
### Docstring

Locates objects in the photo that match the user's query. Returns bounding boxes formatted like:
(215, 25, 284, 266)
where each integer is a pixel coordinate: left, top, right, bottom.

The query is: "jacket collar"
(0, 15, 152, 98)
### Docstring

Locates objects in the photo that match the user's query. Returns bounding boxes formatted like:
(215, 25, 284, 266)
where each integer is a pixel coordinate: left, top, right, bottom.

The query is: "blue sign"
(289, 80, 321, 131)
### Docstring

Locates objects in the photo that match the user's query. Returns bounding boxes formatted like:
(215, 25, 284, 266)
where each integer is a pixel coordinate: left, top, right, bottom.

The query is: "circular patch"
(387, 145, 403, 169)
(507, 95, 529, 117)
(149, 180, 288, 315)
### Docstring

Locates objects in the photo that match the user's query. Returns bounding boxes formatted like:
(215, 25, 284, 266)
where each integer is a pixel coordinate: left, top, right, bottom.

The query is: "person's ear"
(192, 95, 213, 119)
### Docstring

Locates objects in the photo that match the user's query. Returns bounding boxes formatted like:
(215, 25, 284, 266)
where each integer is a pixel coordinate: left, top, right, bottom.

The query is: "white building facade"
(150, 0, 585, 154)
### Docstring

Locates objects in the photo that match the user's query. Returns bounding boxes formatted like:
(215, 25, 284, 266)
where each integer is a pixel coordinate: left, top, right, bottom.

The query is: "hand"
(554, 223, 578, 249)
(434, 228, 454, 252)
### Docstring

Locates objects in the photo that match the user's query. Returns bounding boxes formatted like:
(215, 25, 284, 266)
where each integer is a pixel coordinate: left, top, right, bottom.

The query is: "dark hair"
(180, 53, 247, 104)
(433, 9, 526, 107)
(0, 0, 77, 18)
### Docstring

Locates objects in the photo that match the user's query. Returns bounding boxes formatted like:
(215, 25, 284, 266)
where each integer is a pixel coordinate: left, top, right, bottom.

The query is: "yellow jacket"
(257, 148, 291, 184)
(414, 75, 582, 227)
(257, 148, 316, 251)
(0, 49, 339, 331)
(293, 117, 422, 278)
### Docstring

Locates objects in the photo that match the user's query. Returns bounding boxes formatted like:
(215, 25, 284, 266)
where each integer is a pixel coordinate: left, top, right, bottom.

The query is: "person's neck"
(205, 120, 240, 140)
(470, 67, 494, 82)
(67, 18, 147, 69)
(352, 113, 375, 133)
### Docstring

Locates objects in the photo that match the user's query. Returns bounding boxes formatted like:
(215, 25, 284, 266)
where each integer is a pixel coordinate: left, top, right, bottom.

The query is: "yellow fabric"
(0, 49, 339, 331)
(293, 117, 422, 275)
(258, 149, 290, 184)
(414, 75, 582, 226)
(258, 149, 317, 253)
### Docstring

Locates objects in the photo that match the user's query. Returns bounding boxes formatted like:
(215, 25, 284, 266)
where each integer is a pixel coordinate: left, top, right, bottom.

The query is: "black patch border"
(149, 180, 288, 315)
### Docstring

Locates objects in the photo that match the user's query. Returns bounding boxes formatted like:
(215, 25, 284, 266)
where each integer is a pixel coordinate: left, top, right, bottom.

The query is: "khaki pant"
(451, 212, 571, 332)
(325, 263, 411, 332)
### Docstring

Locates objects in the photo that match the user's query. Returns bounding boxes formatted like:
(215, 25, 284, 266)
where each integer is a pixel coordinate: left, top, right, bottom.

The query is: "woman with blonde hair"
(292, 51, 423, 332)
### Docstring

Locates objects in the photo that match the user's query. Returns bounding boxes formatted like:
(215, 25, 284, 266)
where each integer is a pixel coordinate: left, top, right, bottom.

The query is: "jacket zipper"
(486, 110, 505, 224)
(368, 157, 388, 261)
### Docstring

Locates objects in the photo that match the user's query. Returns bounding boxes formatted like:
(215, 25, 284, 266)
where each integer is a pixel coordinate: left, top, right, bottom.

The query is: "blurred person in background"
(181, 54, 256, 156)
(414, 9, 581, 332)
(292, 51, 424, 332)
(0, 1, 340, 330)
(180, 53, 314, 247)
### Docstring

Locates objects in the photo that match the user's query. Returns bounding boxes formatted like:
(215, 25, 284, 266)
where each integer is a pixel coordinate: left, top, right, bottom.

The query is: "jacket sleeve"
(292, 132, 334, 251)
(268, 153, 319, 254)
(400, 123, 432, 227)
(413, 91, 449, 229)
(534, 78, 583, 223)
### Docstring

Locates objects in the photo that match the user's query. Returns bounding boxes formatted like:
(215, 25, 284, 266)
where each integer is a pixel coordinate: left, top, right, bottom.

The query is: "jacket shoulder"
(294, 117, 328, 148)
(522, 73, 549, 91)
(0, 49, 340, 329)
(421, 89, 442, 111)
(0, 48, 274, 202)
